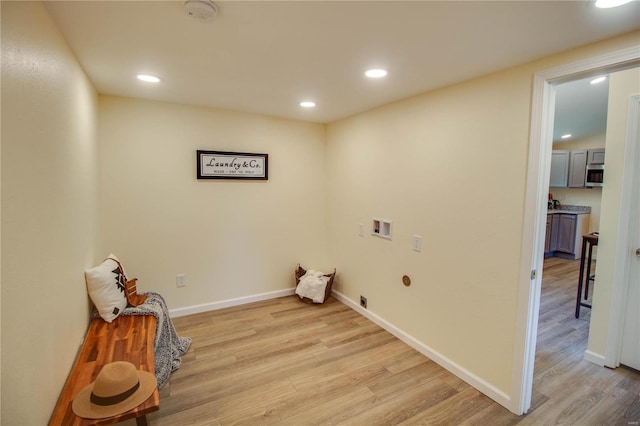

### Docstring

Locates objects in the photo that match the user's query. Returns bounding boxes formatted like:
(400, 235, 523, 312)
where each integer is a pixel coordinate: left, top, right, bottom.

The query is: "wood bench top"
(49, 315, 159, 426)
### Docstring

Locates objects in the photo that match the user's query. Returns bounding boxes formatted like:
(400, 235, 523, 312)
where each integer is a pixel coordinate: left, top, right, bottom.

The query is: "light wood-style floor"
(140, 257, 639, 425)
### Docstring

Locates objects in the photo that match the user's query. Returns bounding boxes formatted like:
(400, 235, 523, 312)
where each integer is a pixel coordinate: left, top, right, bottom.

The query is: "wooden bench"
(49, 314, 159, 426)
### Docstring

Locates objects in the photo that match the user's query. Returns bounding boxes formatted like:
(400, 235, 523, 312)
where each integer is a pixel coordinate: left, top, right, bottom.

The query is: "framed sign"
(197, 150, 268, 180)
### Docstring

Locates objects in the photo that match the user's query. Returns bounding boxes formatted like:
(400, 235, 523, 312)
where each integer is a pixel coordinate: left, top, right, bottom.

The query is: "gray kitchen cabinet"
(545, 215, 552, 254)
(587, 148, 605, 165)
(556, 214, 577, 253)
(568, 150, 587, 188)
(545, 213, 560, 255)
(550, 214, 559, 252)
(555, 213, 590, 259)
(550, 150, 569, 188)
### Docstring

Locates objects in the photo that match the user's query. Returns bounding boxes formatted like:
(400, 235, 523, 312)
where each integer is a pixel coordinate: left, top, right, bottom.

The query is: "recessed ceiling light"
(561, 134, 572, 139)
(595, 0, 633, 8)
(365, 69, 388, 78)
(137, 74, 162, 83)
(590, 76, 607, 85)
(300, 101, 316, 108)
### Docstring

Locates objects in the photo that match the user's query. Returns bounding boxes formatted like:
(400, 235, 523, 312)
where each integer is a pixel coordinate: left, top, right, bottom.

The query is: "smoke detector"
(184, 0, 218, 22)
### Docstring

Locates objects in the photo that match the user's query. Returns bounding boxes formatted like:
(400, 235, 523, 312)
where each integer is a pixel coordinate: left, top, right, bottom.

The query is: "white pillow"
(84, 254, 128, 322)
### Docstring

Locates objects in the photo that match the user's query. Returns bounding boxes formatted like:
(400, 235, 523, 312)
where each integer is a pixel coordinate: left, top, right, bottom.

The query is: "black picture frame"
(197, 150, 268, 180)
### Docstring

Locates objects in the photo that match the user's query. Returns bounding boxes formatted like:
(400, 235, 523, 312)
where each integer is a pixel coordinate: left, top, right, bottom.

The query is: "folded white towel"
(296, 270, 329, 303)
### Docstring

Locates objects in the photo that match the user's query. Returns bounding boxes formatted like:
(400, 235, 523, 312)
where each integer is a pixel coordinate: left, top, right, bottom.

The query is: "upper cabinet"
(550, 148, 603, 189)
(587, 148, 605, 165)
(568, 150, 587, 188)
(550, 150, 569, 188)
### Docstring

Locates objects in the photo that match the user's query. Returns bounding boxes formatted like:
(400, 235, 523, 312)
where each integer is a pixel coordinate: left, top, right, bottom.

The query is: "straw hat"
(72, 361, 157, 419)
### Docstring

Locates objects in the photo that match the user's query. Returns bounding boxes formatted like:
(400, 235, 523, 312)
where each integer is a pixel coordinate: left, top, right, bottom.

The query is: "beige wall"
(1, 2, 99, 425)
(552, 132, 606, 151)
(0, 9, 3, 421)
(325, 32, 640, 399)
(98, 96, 329, 310)
(551, 132, 606, 233)
(588, 67, 640, 358)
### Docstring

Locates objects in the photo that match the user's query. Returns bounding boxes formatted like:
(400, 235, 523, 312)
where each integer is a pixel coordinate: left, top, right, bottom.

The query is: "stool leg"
(576, 238, 588, 318)
(585, 243, 594, 300)
(136, 415, 148, 426)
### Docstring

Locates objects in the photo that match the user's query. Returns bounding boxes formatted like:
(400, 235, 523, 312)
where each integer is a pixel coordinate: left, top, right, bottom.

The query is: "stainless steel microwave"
(586, 164, 604, 187)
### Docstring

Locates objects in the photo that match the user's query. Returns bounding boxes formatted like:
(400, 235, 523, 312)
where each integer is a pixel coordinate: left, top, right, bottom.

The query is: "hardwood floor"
(137, 257, 639, 425)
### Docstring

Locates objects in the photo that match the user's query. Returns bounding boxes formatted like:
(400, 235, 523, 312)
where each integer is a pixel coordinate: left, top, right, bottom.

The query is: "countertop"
(547, 204, 591, 215)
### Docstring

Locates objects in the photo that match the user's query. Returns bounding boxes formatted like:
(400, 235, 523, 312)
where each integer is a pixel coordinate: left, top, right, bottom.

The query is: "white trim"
(534, 46, 640, 85)
(516, 46, 640, 415)
(511, 71, 555, 415)
(169, 288, 295, 318)
(605, 93, 640, 367)
(584, 349, 606, 367)
(331, 290, 512, 410)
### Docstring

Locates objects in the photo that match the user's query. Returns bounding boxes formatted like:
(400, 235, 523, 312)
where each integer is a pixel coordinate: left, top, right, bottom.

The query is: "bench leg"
(135, 415, 149, 426)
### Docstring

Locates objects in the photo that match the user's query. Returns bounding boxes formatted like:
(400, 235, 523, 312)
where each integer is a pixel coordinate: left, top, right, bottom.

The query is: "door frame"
(512, 46, 640, 415)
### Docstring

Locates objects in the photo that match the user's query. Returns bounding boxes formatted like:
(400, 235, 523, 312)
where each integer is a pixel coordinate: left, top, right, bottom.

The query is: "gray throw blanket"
(92, 292, 191, 388)
(122, 292, 191, 388)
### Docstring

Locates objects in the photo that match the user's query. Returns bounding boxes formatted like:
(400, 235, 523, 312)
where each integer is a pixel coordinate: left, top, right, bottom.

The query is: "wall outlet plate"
(412, 235, 422, 252)
(176, 274, 186, 287)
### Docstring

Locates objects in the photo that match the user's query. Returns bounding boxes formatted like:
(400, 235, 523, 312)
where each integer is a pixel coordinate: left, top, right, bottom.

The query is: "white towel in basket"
(296, 270, 330, 303)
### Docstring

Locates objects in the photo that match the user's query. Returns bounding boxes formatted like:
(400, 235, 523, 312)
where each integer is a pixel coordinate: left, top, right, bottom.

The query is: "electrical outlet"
(359, 223, 364, 237)
(176, 274, 186, 288)
(360, 295, 367, 309)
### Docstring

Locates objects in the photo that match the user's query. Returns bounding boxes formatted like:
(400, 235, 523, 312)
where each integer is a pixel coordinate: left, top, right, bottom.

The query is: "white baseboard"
(331, 289, 513, 411)
(583, 349, 606, 367)
(169, 288, 295, 318)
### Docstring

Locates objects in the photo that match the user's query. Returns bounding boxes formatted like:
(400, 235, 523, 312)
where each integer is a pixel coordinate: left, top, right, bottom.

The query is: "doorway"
(535, 74, 609, 379)
(533, 72, 608, 414)
(512, 47, 640, 415)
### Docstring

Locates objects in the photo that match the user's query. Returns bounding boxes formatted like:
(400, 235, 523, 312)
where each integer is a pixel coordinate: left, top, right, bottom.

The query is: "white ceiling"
(44, 1, 640, 124)
(553, 75, 610, 143)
